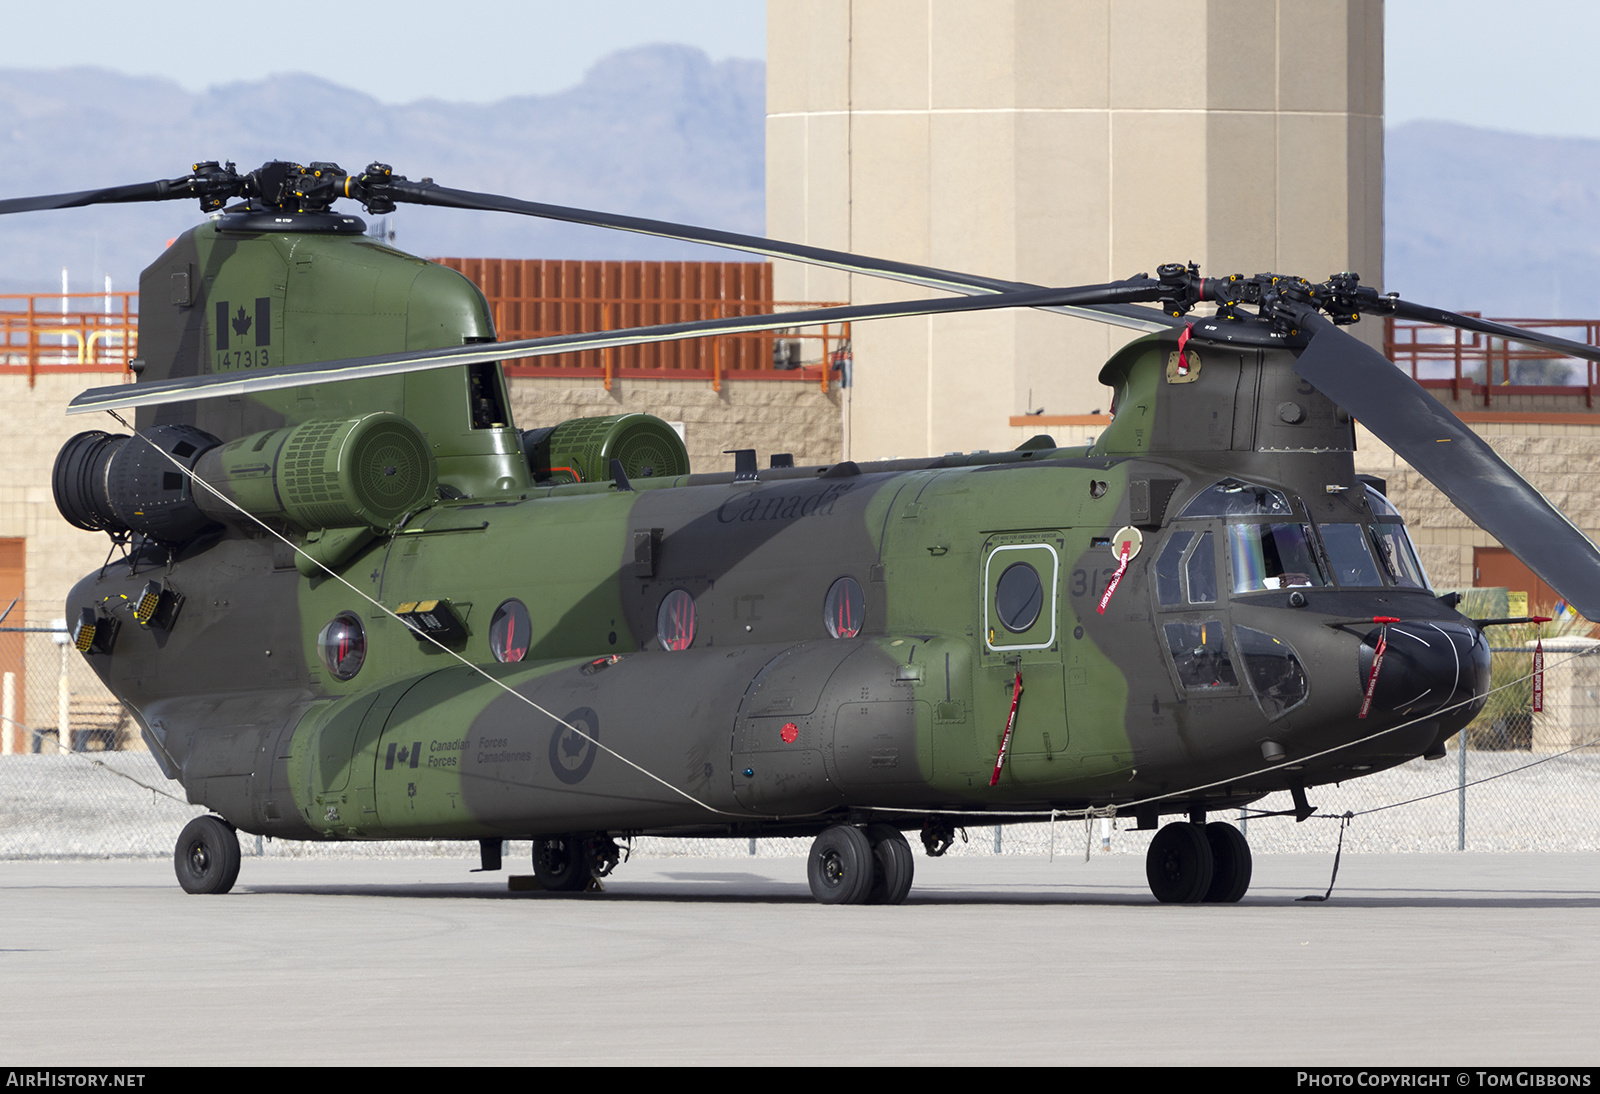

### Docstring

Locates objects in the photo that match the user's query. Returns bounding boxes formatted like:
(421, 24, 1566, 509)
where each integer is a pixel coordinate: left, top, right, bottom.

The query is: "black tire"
(1203, 821, 1253, 903)
(532, 835, 591, 892)
(174, 815, 241, 895)
(807, 825, 875, 905)
(1145, 821, 1214, 904)
(864, 823, 915, 905)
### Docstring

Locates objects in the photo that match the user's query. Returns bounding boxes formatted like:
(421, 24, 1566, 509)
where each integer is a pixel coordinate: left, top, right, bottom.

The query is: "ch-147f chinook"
(7, 161, 1600, 905)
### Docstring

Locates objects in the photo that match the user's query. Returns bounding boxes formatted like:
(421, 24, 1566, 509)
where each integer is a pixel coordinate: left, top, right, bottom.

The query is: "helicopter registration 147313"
(9, 160, 1595, 905)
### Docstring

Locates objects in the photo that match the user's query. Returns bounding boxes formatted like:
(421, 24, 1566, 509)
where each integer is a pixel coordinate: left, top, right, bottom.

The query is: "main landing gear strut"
(531, 833, 622, 892)
(807, 823, 915, 905)
(1145, 820, 1253, 903)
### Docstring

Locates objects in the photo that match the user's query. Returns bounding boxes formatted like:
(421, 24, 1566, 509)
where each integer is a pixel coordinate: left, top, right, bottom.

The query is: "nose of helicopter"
(1356, 620, 1490, 726)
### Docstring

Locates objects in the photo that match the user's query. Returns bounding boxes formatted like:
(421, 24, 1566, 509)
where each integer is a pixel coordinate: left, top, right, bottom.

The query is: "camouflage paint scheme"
(67, 216, 1488, 851)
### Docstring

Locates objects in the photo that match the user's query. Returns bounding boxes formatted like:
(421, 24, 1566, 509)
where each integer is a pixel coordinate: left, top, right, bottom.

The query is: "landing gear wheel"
(864, 823, 915, 905)
(1202, 821, 1253, 903)
(807, 824, 874, 905)
(1145, 821, 1214, 904)
(174, 815, 241, 895)
(532, 835, 592, 892)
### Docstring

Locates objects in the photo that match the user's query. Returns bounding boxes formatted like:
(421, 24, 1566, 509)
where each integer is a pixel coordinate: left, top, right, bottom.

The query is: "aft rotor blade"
(1292, 317, 1600, 619)
(1388, 298, 1600, 366)
(390, 178, 1179, 334)
(69, 280, 1163, 415)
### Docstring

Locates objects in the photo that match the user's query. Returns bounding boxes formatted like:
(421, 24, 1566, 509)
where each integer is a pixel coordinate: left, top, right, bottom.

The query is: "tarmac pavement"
(2, 851, 1597, 1066)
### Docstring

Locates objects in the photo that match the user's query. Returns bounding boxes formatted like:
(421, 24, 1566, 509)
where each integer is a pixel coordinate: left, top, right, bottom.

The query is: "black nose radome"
(1357, 621, 1489, 726)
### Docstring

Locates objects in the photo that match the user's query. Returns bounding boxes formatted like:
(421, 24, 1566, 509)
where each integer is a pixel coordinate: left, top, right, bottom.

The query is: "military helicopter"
(6, 160, 1600, 906)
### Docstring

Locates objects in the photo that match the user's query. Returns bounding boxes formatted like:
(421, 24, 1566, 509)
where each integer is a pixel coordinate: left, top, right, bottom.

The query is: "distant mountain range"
(1, 59, 1595, 321)
(0, 45, 764, 296)
(1385, 121, 1600, 318)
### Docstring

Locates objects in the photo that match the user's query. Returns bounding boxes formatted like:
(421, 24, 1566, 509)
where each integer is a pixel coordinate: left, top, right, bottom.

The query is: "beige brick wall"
(0, 373, 130, 631)
(1354, 419, 1600, 591)
(507, 376, 843, 475)
(0, 373, 134, 742)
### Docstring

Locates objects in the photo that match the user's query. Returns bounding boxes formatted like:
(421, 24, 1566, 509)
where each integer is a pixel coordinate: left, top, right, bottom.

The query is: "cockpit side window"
(1360, 485, 1431, 589)
(1364, 484, 1402, 520)
(1155, 530, 1218, 607)
(1155, 531, 1193, 607)
(1186, 531, 1217, 603)
(1370, 523, 1431, 589)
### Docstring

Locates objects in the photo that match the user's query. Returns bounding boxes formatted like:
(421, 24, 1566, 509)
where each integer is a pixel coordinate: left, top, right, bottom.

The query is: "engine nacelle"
(53, 413, 437, 543)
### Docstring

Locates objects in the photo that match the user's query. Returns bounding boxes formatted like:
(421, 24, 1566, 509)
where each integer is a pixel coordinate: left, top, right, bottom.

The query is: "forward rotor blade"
(0, 179, 190, 216)
(390, 178, 1179, 334)
(69, 279, 1162, 415)
(1388, 299, 1600, 366)
(1291, 317, 1600, 619)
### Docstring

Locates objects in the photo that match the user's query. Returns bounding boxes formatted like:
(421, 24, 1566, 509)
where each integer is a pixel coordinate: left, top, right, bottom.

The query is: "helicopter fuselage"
(67, 441, 1487, 845)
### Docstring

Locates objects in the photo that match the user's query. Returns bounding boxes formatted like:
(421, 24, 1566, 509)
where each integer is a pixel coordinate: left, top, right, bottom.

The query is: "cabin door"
(978, 535, 1068, 785)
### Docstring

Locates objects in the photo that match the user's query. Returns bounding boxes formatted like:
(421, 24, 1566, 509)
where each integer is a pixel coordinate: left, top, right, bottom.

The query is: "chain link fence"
(3, 628, 1596, 863)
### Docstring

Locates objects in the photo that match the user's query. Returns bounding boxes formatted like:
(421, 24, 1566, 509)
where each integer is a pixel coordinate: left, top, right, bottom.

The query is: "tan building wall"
(0, 373, 133, 747)
(506, 376, 841, 473)
(768, 0, 1384, 460)
(0, 373, 127, 631)
(1352, 415, 1600, 593)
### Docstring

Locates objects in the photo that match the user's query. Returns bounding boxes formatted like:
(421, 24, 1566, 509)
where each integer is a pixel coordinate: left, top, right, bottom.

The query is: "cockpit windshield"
(1228, 522, 1327, 593)
(1319, 519, 1430, 590)
(1320, 523, 1386, 587)
(1177, 478, 1430, 594)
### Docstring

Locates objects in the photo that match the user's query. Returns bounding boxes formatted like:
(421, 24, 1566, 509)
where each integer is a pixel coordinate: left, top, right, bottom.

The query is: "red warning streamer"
(1096, 540, 1132, 616)
(989, 667, 1024, 787)
(1357, 617, 1401, 720)
(1533, 636, 1545, 713)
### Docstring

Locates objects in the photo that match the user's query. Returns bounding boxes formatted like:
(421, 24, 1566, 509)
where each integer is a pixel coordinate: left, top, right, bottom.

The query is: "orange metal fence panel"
(2, 266, 848, 391)
(1, 292, 139, 384)
(434, 257, 842, 387)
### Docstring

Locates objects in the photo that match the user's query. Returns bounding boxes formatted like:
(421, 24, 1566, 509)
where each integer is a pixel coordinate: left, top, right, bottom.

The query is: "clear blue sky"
(8, 1, 1599, 137)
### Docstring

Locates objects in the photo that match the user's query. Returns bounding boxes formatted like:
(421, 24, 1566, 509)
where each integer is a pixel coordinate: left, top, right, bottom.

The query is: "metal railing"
(434, 257, 846, 391)
(1384, 313, 1600, 407)
(0, 274, 849, 394)
(493, 296, 847, 393)
(0, 291, 139, 385)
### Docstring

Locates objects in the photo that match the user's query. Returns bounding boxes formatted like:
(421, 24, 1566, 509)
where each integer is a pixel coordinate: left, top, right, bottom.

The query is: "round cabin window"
(490, 599, 531, 663)
(657, 589, 696, 651)
(824, 576, 864, 638)
(995, 563, 1043, 633)
(317, 612, 366, 680)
